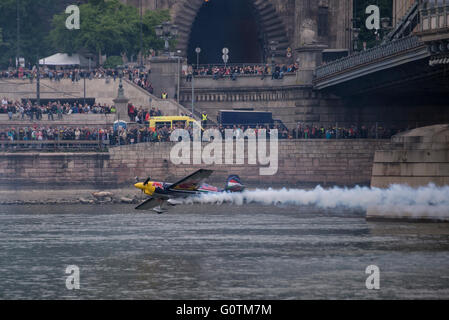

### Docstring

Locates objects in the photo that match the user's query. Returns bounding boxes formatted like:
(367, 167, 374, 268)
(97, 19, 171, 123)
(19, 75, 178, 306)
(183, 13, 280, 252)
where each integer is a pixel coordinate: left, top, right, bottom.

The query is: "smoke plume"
(183, 184, 449, 218)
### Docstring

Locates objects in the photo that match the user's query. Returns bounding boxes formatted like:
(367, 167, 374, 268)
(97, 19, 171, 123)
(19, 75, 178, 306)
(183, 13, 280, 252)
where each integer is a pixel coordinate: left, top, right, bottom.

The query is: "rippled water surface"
(1, 204, 449, 299)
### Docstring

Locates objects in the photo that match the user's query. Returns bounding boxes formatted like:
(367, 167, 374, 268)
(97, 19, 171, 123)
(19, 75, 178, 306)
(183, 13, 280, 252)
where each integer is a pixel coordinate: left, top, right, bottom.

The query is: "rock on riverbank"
(0, 188, 143, 205)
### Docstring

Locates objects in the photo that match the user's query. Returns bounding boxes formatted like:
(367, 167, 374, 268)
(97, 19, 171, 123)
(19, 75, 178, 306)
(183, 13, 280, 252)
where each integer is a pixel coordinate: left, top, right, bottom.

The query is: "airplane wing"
(168, 169, 214, 192)
(135, 197, 161, 210)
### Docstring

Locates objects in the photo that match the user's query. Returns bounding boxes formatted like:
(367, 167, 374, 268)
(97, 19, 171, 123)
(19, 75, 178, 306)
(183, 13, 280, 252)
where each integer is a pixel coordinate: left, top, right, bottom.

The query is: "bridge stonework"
(121, 0, 353, 58)
(179, 78, 344, 129)
(117, 1, 359, 129)
(113, 1, 449, 131)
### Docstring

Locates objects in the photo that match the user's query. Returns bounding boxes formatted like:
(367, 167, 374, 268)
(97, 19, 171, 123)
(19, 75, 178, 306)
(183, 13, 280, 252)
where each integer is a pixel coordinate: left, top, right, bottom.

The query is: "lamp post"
(139, 0, 143, 68)
(195, 47, 201, 69)
(352, 27, 360, 52)
(350, 16, 361, 53)
(191, 70, 195, 118)
(83, 70, 86, 107)
(112, 67, 128, 147)
(381, 17, 391, 30)
(36, 59, 40, 107)
(155, 21, 178, 56)
(117, 65, 125, 96)
(113, 65, 128, 122)
(176, 50, 181, 112)
(269, 40, 278, 72)
(16, 0, 20, 67)
(380, 17, 392, 42)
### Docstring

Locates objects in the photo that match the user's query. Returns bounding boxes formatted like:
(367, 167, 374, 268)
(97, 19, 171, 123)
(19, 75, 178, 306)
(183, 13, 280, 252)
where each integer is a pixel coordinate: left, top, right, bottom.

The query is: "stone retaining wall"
(0, 140, 389, 190)
(368, 125, 449, 221)
(371, 124, 449, 188)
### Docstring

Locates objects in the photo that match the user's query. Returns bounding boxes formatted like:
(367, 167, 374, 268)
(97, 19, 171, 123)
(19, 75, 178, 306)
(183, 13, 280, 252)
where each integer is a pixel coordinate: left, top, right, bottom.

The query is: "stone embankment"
(0, 189, 141, 206)
(368, 124, 449, 221)
(0, 140, 390, 189)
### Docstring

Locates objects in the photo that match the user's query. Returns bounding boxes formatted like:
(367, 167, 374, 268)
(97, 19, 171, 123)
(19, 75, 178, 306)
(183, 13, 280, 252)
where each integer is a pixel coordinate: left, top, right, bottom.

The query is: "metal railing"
(193, 63, 271, 69)
(0, 140, 109, 152)
(315, 35, 424, 80)
(385, 0, 420, 42)
(191, 63, 297, 74)
(420, 3, 449, 32)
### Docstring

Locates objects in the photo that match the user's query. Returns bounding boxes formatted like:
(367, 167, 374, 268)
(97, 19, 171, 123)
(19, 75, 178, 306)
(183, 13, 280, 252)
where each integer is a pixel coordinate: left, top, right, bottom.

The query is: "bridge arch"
(172, 0, 290, 64)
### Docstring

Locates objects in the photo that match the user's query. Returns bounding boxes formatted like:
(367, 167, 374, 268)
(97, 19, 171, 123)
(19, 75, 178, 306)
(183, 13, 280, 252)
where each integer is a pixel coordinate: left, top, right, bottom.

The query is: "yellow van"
(149, 116, 204, 131)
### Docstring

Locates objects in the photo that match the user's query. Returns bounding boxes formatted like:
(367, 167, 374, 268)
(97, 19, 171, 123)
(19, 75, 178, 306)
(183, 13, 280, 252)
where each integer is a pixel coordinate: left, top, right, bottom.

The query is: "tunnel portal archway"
(187, 0, 265, 65)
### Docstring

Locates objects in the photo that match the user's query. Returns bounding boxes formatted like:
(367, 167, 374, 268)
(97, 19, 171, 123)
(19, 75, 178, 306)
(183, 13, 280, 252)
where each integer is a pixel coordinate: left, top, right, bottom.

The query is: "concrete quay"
(0, 140, 389, 190)
(368, 124, 449, 221)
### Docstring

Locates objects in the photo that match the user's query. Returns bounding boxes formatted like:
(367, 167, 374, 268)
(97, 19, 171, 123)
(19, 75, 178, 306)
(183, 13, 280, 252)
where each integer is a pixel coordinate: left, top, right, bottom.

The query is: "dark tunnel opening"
(187, 0, 265, 65)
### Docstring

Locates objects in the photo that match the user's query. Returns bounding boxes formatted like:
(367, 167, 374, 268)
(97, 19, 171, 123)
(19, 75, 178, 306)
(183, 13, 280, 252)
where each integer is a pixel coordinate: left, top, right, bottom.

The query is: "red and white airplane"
(134, 169, 245, 213)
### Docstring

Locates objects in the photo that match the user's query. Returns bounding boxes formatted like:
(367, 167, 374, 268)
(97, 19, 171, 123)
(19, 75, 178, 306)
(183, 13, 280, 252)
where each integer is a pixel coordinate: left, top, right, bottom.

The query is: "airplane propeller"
(143, 177, 151, 186)
(135, 176, 151, 201)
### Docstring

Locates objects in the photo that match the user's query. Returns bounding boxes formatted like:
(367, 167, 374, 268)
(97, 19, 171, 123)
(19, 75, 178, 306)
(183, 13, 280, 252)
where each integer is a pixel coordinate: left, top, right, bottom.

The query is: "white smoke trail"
(183, 184, 449, 217)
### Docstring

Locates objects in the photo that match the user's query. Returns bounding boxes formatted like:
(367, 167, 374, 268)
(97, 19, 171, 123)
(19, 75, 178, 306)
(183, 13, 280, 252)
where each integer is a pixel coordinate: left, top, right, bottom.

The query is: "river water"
(0, 204, 449, 300)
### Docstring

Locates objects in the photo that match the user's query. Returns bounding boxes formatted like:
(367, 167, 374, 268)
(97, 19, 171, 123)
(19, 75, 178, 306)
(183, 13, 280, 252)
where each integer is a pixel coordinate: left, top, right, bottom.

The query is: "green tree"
(0, 0, 67, 68)
(103, 55, 123, 69)
(354, 0, 393, 50)
(141, 9, 172, 54)
(48, 0, 170, 63)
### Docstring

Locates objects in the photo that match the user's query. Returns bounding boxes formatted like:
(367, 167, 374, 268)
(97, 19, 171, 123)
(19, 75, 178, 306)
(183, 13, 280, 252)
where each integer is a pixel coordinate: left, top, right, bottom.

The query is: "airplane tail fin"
(225, 175, 245, 193)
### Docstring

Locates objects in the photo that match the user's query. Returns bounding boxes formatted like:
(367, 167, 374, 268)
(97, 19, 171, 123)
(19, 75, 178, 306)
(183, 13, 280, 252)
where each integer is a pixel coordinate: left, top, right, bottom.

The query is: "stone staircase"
(122, 79, 200, 120)
(173, 0, 204, 56)
(252, 0, 290, 55)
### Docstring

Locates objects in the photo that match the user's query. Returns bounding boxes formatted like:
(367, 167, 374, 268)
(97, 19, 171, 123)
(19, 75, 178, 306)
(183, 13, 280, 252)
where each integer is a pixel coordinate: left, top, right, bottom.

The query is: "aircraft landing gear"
(153, 199, 167, 214)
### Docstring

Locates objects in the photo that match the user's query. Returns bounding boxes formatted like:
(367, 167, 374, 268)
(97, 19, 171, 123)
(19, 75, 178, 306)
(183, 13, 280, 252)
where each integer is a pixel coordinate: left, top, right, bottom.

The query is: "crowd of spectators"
(1, 97, 115, 121)
(0, 122, 404, 152)
(0, 125, 175, 146)
(186, 63, 299, 81)
(198, 123, 401, 140)
(292, 123, 400, 140)
(1, 66, 155, 91)
(1, 66, 158, 104)
(1, 64, 402, 146)
(124, 68, 154, 94)
(0, 126, 110, 142)
(127, 103, 163, 124)
(1, 62, 297, 94)
(0, 67, 120, 82)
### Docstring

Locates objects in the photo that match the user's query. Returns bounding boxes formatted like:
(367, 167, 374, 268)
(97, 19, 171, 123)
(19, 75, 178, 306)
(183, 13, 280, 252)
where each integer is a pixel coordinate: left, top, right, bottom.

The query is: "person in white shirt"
(75, 128, 81, 140)
(19, 105, 25, 120)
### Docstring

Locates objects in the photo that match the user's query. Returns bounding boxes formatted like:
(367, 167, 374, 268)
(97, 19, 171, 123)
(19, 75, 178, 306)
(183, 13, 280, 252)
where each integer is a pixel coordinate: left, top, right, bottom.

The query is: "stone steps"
(266, 29, 288, 40)
(175, 22, 191, 33)
(259, 4, 276, 17)
(253, 0, 271, 11)
(260, 14, 283, 28)
(181, 2, 199, 16)
(265, 23, 285, 34)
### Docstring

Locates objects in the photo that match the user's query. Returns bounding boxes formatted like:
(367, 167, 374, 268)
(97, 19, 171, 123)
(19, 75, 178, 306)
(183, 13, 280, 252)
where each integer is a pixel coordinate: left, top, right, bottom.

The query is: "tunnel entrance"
(187, 0, 265, 65)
